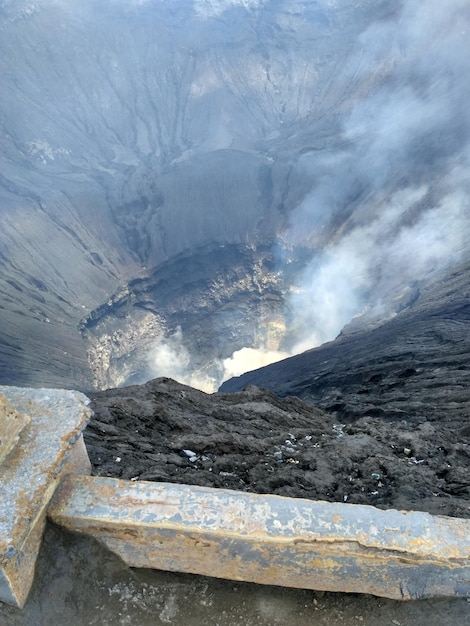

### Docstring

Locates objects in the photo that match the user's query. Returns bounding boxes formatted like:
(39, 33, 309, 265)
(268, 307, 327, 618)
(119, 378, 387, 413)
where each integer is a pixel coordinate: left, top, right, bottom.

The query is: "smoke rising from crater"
(1, 0, 468, 391)
(283, 0, 470, 354)
(148, 327, 289, 392)
(148, 327, 218, 393)
(145, 0, 470, 391)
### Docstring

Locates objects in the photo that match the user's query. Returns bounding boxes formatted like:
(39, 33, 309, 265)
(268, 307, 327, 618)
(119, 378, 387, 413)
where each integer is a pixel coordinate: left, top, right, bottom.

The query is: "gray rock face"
(0, 0, 346, 386)
(80, 243, 308, 388)
(1, 0, 469, 389)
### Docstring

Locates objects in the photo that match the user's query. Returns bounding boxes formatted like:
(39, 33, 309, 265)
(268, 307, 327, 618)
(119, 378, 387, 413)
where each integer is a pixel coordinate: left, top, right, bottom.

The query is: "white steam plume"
(147, 327, 218, 393)
(148, 327, 289, 392)
(222, 346, 290, 380)
(149, 1, 470, 388)
(284, 0, 470, 353)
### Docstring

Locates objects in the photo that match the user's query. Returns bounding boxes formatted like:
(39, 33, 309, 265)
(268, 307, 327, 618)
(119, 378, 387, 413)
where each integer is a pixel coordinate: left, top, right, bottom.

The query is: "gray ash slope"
(1, 0, 470, 391)
(220, 259, 470, 428)
(0, 0, 381, 388)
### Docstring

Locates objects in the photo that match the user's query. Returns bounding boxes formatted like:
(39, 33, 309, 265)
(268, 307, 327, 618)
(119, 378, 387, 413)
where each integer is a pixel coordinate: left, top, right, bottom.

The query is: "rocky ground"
(85, 377, 470, 519)
(221, 260, 470, 426)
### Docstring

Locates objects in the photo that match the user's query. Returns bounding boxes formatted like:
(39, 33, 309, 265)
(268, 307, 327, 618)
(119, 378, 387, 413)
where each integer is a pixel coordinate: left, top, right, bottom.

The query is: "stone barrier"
(0, 387, 91, 608)
(49, 474, 470, 601)
(2, 385, 469, 607)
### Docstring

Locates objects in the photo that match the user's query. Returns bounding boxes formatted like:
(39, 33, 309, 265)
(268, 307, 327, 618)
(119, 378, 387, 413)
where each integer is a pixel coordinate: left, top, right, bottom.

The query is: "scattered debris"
(85, 378, 470, 518)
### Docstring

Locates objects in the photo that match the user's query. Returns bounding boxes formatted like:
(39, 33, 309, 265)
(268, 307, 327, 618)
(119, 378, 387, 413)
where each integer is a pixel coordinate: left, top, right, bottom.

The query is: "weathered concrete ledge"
(0, 387, 91, 608)
(0, 394, 31, 466)
(48, 475, 470, 601)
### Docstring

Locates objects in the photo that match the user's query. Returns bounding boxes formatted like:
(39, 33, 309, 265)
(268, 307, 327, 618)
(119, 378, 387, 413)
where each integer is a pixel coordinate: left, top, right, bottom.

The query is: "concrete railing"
(49, 474, 470, 601)
(0, 386, 91, 607)
(1, 386, 469, 608)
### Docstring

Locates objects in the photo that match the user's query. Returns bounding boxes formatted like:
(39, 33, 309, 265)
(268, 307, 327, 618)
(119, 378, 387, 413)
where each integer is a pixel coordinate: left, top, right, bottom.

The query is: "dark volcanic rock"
(221, 260, 470, 430)
(86, 377, 470, 518)
(214, 261, 470, 517)
(80, 242, 309, 389)
(89, 258, 470, 519)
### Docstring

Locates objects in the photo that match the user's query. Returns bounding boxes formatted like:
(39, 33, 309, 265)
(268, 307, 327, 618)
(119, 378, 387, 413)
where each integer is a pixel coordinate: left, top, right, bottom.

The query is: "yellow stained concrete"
(0, 394, 30, 465)
(48, 475, 470, 601)
(0, 387, 91, 608)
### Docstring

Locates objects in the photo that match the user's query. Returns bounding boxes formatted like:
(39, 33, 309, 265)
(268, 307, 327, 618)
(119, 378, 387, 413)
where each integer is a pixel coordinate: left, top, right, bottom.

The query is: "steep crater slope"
(80, 242, 310, 389)
(0, 0, 372, 387)
(221, 260, 470, 433)
(0, 0, 469, 390)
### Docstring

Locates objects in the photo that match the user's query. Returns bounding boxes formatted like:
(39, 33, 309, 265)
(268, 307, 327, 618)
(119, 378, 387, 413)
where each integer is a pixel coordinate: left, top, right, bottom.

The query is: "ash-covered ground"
(85, 377, 470, 519)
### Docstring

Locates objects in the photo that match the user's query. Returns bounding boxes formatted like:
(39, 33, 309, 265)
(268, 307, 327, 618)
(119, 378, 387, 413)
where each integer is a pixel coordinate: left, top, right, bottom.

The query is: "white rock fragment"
(182, 449, 198, 462)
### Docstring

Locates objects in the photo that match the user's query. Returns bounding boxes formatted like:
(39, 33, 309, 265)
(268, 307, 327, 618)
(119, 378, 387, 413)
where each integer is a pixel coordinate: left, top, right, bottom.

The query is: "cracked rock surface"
(85, 376, 470, 519)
